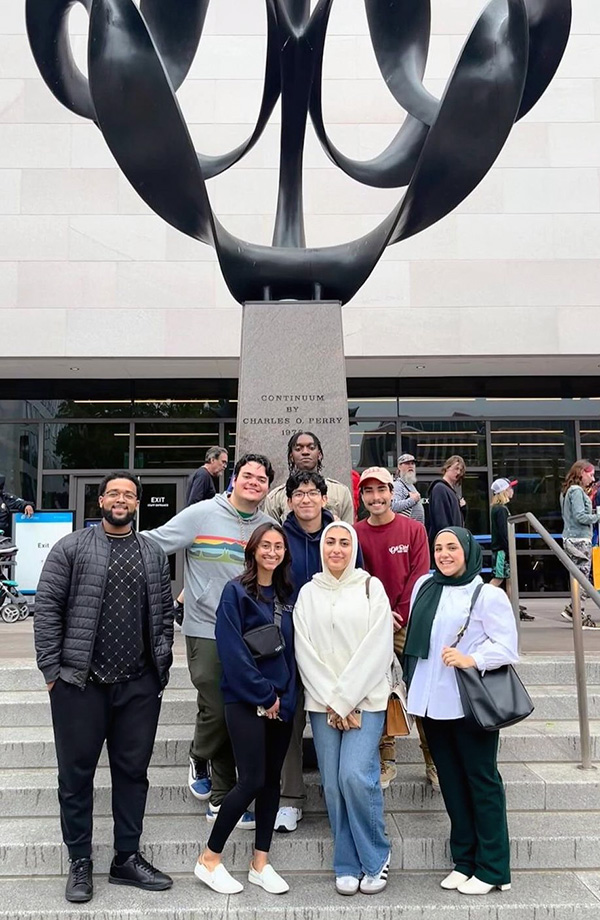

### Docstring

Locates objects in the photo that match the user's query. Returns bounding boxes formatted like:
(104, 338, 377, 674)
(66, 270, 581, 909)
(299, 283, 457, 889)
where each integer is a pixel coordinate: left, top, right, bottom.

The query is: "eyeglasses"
(291, 489, 322, 500)
(103, 490, 138, 501)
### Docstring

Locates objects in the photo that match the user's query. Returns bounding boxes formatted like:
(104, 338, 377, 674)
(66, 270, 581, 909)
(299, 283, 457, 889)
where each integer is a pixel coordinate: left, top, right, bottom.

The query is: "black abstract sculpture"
(27, 0, 571, 305)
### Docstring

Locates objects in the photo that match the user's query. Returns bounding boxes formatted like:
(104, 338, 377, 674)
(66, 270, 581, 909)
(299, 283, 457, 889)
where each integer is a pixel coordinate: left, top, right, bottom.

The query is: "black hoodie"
(426, 479, 466, 546)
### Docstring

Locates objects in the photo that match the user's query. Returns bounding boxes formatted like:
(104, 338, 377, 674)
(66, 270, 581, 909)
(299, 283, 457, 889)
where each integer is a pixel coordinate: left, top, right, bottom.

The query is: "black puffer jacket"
(34, 525, 174, 688)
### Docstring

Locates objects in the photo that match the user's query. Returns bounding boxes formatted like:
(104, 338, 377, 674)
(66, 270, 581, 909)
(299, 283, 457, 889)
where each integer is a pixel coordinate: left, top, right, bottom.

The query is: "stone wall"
(1, 0, 599, 372)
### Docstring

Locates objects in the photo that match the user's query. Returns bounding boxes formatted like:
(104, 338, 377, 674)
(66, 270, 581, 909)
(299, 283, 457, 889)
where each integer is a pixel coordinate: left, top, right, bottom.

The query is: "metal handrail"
(507, 512, 598, 770)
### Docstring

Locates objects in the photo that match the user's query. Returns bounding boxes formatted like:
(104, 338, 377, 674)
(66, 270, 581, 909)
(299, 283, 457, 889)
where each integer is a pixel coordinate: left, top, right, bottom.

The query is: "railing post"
(570, 576, 593, 770)
(507, 520, 520, 649)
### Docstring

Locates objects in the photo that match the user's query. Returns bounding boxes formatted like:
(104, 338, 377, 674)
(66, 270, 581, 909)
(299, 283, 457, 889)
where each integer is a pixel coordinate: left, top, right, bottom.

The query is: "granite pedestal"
(236, 301, 352, 487)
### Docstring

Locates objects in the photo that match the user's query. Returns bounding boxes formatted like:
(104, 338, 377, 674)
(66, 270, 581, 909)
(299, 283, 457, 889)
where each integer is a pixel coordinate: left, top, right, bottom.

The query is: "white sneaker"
(457, 875, 511, 895)
(248, 863, 289, 894)
(335, 875, 359, 896)
(440, 869, 470, 890)
(359, 851, 390, 894)
(275, 806, 303, 833)
(194, 859, 243, 894)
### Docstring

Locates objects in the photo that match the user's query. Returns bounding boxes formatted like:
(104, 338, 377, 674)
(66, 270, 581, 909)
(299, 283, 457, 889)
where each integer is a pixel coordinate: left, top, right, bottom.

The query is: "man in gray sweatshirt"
(145, 453, 275, 824)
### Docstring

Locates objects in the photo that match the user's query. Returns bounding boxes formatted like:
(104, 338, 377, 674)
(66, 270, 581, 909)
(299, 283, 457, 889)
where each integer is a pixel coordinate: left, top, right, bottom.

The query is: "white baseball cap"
(491, 477, 518, 494)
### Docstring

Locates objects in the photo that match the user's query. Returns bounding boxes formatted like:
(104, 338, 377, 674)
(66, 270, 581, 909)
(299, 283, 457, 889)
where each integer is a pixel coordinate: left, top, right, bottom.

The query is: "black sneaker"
(109, 852, 173, 890)
(520, 610, 535, 621)
(65, 857, 93, 902)
(560, 606, 574, 622)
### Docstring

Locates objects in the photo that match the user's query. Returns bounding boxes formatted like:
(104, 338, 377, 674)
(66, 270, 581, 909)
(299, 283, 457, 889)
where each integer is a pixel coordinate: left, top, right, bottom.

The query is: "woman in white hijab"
(294, 521, 393, 897)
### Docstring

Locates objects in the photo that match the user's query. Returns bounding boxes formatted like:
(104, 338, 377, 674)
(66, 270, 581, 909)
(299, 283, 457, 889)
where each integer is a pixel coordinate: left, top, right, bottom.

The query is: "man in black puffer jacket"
(34, 472, 174, 905)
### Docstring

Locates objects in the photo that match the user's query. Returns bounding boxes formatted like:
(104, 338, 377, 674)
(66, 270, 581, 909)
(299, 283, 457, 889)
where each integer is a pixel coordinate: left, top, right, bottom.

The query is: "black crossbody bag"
(451, 584, 534, 731)
(243, 599, 288, 660)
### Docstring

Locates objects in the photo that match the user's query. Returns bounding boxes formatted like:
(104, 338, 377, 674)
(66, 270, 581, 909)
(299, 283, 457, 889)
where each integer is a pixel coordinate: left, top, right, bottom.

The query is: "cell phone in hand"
(350, 708, 362, 728)
(257, 705, 267, 717)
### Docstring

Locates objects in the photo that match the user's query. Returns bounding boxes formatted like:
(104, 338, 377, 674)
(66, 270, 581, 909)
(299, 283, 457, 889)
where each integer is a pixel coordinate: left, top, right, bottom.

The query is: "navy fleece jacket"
(283, 510, 364, 603)
(215, 579, 297, 722)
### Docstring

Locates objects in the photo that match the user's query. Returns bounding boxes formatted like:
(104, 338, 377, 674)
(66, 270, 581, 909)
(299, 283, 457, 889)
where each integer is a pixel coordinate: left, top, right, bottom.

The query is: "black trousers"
(49, 670, 163, 859)
(207, 702, 293, 854)
(422, 716, 510, 886)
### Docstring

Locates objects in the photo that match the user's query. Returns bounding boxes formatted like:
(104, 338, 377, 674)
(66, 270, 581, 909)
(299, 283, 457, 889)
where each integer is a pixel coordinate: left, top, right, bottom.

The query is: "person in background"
(559, 459, 599, 629)
(294, 522, 393, 897)
(489, 478, 534, 622)
(275, 470, 364, 834)
(404, 527, 518, 896)
(145, 453, 276, 820)
(354, 467, 434, 790)
(174, 447, 229, 624)
(264, 432, 354, 524)
(186, 447, 229, 506)
(195, 524, 296, 896)
(427, 456, 467, 548)
(0, 473, 34, 537)
(391, 454, 425, 524)
(34, 472, 174, 903)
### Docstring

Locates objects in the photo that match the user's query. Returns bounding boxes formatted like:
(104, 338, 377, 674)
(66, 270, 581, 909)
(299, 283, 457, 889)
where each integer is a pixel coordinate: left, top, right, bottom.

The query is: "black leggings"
(207, 702, 293, 854)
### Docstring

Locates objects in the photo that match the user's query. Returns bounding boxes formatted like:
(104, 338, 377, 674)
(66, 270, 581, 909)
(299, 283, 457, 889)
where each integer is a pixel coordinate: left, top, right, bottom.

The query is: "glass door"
(73, 475, 187, 590)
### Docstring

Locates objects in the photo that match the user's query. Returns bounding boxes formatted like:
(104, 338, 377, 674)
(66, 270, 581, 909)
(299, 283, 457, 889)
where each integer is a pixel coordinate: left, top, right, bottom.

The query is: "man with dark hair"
(145, 453, 276, 826)
(34, 472, 174, 904)
(274, 468, 363, 832)
(355, 467, 435, 790)
(186, 446, 228, 506)
(264, 431, 353, 524)
(0, 473, 34, 537)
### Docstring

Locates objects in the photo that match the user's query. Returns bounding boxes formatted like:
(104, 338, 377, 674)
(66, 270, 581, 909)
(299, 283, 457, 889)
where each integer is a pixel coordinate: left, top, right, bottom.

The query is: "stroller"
(0, 532, 29, 623)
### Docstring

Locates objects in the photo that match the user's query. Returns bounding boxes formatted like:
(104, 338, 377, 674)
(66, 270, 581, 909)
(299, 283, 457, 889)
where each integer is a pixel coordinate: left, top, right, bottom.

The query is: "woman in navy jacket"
(195, 523, 296, 896)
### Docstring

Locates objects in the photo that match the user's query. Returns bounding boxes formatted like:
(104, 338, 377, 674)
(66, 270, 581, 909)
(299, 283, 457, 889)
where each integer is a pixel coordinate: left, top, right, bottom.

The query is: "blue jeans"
(310, 710, 389, 877)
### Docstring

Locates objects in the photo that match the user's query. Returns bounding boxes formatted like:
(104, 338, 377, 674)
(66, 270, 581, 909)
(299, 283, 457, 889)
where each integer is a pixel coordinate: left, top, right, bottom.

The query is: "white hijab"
(312, 520, 369, 591)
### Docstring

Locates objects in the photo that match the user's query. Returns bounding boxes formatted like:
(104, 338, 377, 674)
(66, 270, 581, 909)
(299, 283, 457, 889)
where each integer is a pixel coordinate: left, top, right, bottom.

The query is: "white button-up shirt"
(406, 575, 519, 721)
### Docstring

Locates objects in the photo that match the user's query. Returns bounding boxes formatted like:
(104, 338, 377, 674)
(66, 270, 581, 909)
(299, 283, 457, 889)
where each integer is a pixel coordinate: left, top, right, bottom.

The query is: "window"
(490, 421, 575, 536)
(350, 421, 396, 470)
(133, 423, 221, 469)
(0, 424, 38, 502)
(401, 420, 486, 469)
(44, 424, 130, 469)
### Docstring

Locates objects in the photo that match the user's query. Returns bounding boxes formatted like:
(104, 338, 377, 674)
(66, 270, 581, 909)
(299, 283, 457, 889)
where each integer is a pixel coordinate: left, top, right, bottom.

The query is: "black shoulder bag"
(452, 584, 534, 731)
(243, 599, 288, 660)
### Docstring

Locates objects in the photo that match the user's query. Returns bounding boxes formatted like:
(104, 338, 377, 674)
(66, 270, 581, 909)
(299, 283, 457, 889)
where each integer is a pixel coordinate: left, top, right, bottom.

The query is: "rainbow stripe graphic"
(190, 535, 246, 565)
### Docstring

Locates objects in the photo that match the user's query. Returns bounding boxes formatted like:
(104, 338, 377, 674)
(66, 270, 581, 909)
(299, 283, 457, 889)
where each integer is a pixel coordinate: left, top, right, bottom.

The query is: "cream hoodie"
(294, 521, 393, 718)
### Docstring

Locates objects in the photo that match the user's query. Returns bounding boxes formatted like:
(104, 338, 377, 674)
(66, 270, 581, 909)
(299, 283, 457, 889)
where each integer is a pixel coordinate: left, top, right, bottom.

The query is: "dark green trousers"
(186, 636, 236, 807)
(422, 717, 510, 886)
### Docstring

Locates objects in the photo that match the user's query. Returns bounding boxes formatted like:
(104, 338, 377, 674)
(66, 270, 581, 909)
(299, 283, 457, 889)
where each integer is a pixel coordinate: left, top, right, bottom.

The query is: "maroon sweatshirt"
(355, 515, 431, 626)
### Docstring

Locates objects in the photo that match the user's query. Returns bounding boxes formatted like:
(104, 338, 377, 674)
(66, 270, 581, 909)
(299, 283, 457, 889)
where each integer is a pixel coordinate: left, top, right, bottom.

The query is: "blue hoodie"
(215, 579, 297, 721)
(283, 510, 363, 603)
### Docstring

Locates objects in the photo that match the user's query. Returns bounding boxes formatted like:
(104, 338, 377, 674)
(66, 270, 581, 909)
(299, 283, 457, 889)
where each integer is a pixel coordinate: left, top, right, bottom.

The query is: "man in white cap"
(490, 477, 534, 621)
(391, 454, 424, 523)
(355, 467, 436, 790)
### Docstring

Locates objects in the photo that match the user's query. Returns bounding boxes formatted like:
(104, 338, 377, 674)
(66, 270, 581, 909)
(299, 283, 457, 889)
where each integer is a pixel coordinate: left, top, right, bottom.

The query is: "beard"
(403, 470, 417, 485)
(101, 505, 137, 528)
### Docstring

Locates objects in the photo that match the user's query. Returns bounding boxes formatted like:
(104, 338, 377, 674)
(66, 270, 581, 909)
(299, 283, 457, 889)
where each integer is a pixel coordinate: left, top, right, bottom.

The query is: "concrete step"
(0, 811, 599, 876)
(2, 719, 600, 770)
(1, 762, 599, 819)
(528, 685, 600, 720)
(0, 871, 599, 919)
(3, 656, 600, 692)
(0, 688, 198, 727)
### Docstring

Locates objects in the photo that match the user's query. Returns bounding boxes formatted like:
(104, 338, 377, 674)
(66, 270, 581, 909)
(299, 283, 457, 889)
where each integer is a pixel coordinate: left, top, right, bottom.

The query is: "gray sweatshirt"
(391, 477, 425, 524)
(145, 492, 275, 639)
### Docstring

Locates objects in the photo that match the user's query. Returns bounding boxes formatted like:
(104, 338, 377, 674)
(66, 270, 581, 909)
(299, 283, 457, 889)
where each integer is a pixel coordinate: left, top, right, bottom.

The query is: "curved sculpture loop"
(26, 0, 571, 305)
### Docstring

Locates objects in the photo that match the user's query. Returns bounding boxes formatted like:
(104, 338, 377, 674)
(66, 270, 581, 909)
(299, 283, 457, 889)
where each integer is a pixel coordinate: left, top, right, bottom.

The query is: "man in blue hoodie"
(275, 469, 363, 833)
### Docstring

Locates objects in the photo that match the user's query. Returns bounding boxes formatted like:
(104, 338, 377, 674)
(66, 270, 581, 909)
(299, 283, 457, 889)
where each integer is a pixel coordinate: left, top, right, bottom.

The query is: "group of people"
(33, 434, 521, 904)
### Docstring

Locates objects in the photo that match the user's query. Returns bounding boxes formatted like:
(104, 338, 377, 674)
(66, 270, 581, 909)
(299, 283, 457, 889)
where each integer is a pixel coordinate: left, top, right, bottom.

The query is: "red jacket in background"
(355, 515, 430, 626)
